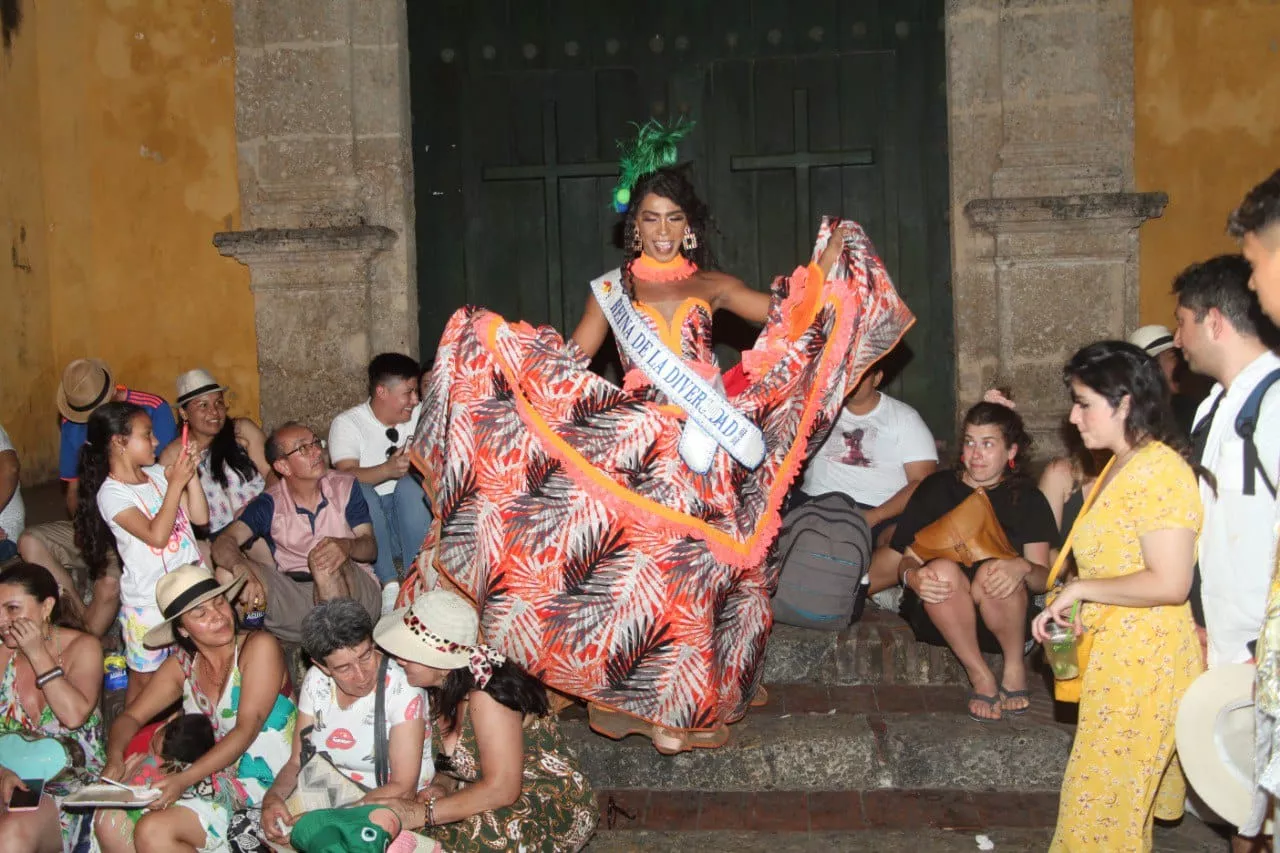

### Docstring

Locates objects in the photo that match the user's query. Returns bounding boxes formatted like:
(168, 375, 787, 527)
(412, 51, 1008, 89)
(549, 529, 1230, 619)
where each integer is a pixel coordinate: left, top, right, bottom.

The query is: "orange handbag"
(907, 487, 1019, 566)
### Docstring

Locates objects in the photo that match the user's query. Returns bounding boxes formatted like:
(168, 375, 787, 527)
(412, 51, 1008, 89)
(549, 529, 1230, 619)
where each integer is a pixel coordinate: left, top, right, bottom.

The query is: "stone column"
(947, 0, 1166, 452)
(218, 0, 415, 431)
(213, 226, 396, 432)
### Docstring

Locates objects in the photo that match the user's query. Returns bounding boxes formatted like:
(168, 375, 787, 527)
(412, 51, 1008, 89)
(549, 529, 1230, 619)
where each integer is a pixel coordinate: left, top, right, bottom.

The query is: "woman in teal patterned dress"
(95, 566, 296, 853)
(0, 563, 105, 853)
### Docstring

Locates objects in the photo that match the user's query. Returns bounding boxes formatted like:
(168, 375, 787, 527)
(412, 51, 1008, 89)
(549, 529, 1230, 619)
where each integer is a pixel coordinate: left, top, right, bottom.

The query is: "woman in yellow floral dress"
(1033, 341, 1204, 852)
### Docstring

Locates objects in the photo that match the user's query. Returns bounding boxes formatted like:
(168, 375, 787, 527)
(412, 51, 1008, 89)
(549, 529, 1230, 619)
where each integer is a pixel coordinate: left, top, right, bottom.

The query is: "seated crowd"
(0, 170, 1276, 853)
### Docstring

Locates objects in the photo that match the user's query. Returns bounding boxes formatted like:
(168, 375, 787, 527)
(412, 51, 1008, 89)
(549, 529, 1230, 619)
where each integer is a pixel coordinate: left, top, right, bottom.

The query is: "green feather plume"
(611, 118, 694, 212)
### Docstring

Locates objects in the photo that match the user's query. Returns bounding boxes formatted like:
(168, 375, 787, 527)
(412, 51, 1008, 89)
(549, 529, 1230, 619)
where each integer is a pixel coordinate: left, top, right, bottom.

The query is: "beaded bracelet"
(35, 666, 66, 689)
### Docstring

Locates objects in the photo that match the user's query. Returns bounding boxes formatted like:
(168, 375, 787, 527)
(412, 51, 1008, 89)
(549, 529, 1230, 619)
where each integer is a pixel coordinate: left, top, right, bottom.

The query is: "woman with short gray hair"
(259, 598, 433, 845)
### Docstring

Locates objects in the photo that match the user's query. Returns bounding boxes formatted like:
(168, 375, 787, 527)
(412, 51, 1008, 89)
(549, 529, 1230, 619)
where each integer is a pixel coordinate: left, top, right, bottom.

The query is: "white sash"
(589, 269, 765, 473)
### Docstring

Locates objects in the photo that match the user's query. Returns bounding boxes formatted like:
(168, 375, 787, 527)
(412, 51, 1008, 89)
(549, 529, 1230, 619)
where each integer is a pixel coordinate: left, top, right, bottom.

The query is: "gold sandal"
(588, 704, 732, 755)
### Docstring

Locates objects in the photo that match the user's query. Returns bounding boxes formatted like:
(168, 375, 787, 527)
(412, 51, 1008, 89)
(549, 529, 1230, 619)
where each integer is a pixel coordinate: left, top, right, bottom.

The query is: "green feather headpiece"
(611, 118, 694, 213)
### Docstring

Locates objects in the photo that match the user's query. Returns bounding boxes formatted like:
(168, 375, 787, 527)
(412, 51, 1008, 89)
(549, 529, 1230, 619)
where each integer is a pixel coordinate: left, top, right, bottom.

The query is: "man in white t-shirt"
(1174, 254, 1280, 669)
(796, 364, 939, 594)
(0, 423, 25, 563)
(329, 354, 432, 606)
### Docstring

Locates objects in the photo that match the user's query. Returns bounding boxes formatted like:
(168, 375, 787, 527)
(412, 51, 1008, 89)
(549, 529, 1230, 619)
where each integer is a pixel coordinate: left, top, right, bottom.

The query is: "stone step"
(584, 825, 1222, 853)
(763, 610, 1005, 687)
(587, 829, 1056, 852)
(564, 708, 1072, 793)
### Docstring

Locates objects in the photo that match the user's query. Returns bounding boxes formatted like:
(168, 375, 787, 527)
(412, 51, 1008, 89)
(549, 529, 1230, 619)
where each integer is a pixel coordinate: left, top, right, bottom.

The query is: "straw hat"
(142, 565, 248, 648)
(56, 359, 116, 423)
(1128, 324, 1176, 358)
(1176, 663, 1265, 831)
(374, 589, 482, 669)
(175, 368, 228, 407)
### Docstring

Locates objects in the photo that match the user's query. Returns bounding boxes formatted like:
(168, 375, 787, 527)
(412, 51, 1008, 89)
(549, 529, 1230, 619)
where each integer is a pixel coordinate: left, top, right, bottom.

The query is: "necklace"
(633, 253, 697, 282)
(200, 645, 236, 705)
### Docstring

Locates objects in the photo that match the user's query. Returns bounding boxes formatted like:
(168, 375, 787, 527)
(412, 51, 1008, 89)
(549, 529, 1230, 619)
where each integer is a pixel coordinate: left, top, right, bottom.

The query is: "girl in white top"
(73, 401, 207, 702)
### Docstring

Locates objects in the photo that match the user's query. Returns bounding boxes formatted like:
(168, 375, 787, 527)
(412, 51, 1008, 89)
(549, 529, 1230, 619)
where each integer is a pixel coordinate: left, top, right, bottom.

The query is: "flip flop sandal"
(967, 691, 1003, 723)
(999, 687, 1032, 716)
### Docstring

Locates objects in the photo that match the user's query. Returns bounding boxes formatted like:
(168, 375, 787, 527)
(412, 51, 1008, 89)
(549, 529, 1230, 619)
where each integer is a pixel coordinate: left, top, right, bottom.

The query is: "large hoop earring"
(682, 227, 698, 251)
(631, 227, 643, 255)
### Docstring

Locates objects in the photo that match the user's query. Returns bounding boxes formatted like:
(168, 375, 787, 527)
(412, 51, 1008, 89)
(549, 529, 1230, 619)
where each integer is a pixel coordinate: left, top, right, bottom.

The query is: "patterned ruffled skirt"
(407, 222, 913, 732)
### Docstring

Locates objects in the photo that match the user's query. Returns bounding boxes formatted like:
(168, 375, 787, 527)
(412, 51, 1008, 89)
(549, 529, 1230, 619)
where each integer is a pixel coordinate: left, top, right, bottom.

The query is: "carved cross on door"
(482, 100, 619, 326)
(730, 89, 875, 256)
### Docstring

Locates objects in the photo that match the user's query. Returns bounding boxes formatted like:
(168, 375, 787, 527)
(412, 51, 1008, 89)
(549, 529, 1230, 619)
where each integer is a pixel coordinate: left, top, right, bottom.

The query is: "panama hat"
(1128, 324, 1176, 358)
(1176, 663, 1266, 831)
(374, 589, 483, 668)
(56, 358, 116, 423)
(175, 368, 228, 407)
(142, 565, 248, 648)
(375, 589, 510, 689)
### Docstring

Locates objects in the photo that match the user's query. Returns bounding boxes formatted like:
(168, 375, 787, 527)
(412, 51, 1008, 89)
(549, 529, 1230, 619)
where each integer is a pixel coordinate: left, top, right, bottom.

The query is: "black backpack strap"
(1189, 393, 1224, 466)
(373, 654, 390, 787)
(1236, 367, 1280, 498)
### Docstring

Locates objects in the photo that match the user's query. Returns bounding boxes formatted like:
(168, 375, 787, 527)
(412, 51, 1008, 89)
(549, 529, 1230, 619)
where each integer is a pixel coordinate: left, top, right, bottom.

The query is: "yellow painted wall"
(0, 1, 58, 480)
(0, 0, 257, 484)
(1135, 0, 1280, 325)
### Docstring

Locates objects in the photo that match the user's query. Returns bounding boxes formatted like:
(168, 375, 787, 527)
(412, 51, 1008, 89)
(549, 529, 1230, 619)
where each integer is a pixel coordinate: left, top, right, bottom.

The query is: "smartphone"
(8, 778, 44, 811)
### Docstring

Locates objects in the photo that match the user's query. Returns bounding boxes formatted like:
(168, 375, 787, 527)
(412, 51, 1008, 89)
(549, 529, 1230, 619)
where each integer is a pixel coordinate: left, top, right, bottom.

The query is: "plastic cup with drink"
(1044, 601, 1081, 680)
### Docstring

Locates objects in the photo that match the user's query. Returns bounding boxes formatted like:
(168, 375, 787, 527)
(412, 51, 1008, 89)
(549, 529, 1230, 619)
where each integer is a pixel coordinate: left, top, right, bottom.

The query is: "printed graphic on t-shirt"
(840, 428, 872, 467)
(326, 728, 357, 750)
(298, 660, 435, 788)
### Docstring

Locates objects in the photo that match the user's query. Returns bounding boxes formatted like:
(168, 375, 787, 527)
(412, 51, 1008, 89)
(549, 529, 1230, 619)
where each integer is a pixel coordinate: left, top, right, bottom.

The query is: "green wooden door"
(408, 0, 954, 436)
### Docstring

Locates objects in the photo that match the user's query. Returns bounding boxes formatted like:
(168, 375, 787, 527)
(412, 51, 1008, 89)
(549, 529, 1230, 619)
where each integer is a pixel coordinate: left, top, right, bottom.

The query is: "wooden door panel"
(409, 0, 953, 434)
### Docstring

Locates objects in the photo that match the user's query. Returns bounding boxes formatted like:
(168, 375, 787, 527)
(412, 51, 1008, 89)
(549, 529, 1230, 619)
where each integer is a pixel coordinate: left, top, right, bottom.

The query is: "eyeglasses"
(385, 427, 400, 459)
(283, 438, 326, 458)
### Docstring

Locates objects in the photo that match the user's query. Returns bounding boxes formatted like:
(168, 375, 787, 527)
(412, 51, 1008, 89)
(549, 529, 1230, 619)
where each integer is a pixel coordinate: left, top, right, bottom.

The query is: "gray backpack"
(770, 491, 873, 630)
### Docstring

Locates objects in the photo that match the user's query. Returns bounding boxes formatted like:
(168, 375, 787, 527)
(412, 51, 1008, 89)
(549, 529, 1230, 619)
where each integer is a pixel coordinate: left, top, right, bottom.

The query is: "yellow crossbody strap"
(1046, 455, 1116, 588)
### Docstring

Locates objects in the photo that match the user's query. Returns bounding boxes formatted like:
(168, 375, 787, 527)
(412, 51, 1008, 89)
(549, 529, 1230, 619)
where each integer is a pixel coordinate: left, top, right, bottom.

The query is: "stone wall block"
(1000, 8, 1097, 104)
(947, 109, 1003, 213)
(945, 13, 1001, 108)
(354, 134, 416, 355)
(352, 46, 402, 137)
(992, 224, 1134, 259)
(951, 264, 1001, 349)
(1001, 102, 1102, 147)
(946, 0, 999, 18)
(258, 138, 356, 186)
(353, 0, 400, 45)
(998, 260, 1126, 361)
(255, 291, 370, 431)
(240, 46, 355, 138)
(259, 0, 352, 44)
(232, 2, 264, 50)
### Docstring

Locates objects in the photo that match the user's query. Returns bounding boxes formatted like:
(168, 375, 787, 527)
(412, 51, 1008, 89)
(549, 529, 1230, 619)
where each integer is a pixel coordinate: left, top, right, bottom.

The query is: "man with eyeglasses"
(328, 353, 432, 613)
(210, 422, 382, 642)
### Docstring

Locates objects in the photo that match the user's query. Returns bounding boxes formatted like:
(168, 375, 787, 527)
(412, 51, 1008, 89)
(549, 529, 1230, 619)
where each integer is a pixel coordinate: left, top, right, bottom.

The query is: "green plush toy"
(289, 804, 393, 853)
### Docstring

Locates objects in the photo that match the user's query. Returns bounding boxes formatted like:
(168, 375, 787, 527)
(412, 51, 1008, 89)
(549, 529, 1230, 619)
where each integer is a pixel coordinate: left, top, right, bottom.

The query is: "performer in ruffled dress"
(402, 122, 914, 753)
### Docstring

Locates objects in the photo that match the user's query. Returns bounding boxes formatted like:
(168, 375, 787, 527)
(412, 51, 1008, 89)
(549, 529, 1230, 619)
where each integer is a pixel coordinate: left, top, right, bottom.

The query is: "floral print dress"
(0, 646, 105, 852)
(422, 711, 597, 852)
(171, 637, 297, 851)
(408, 222, 913, 734)
(1050, 442, 1204, 852)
